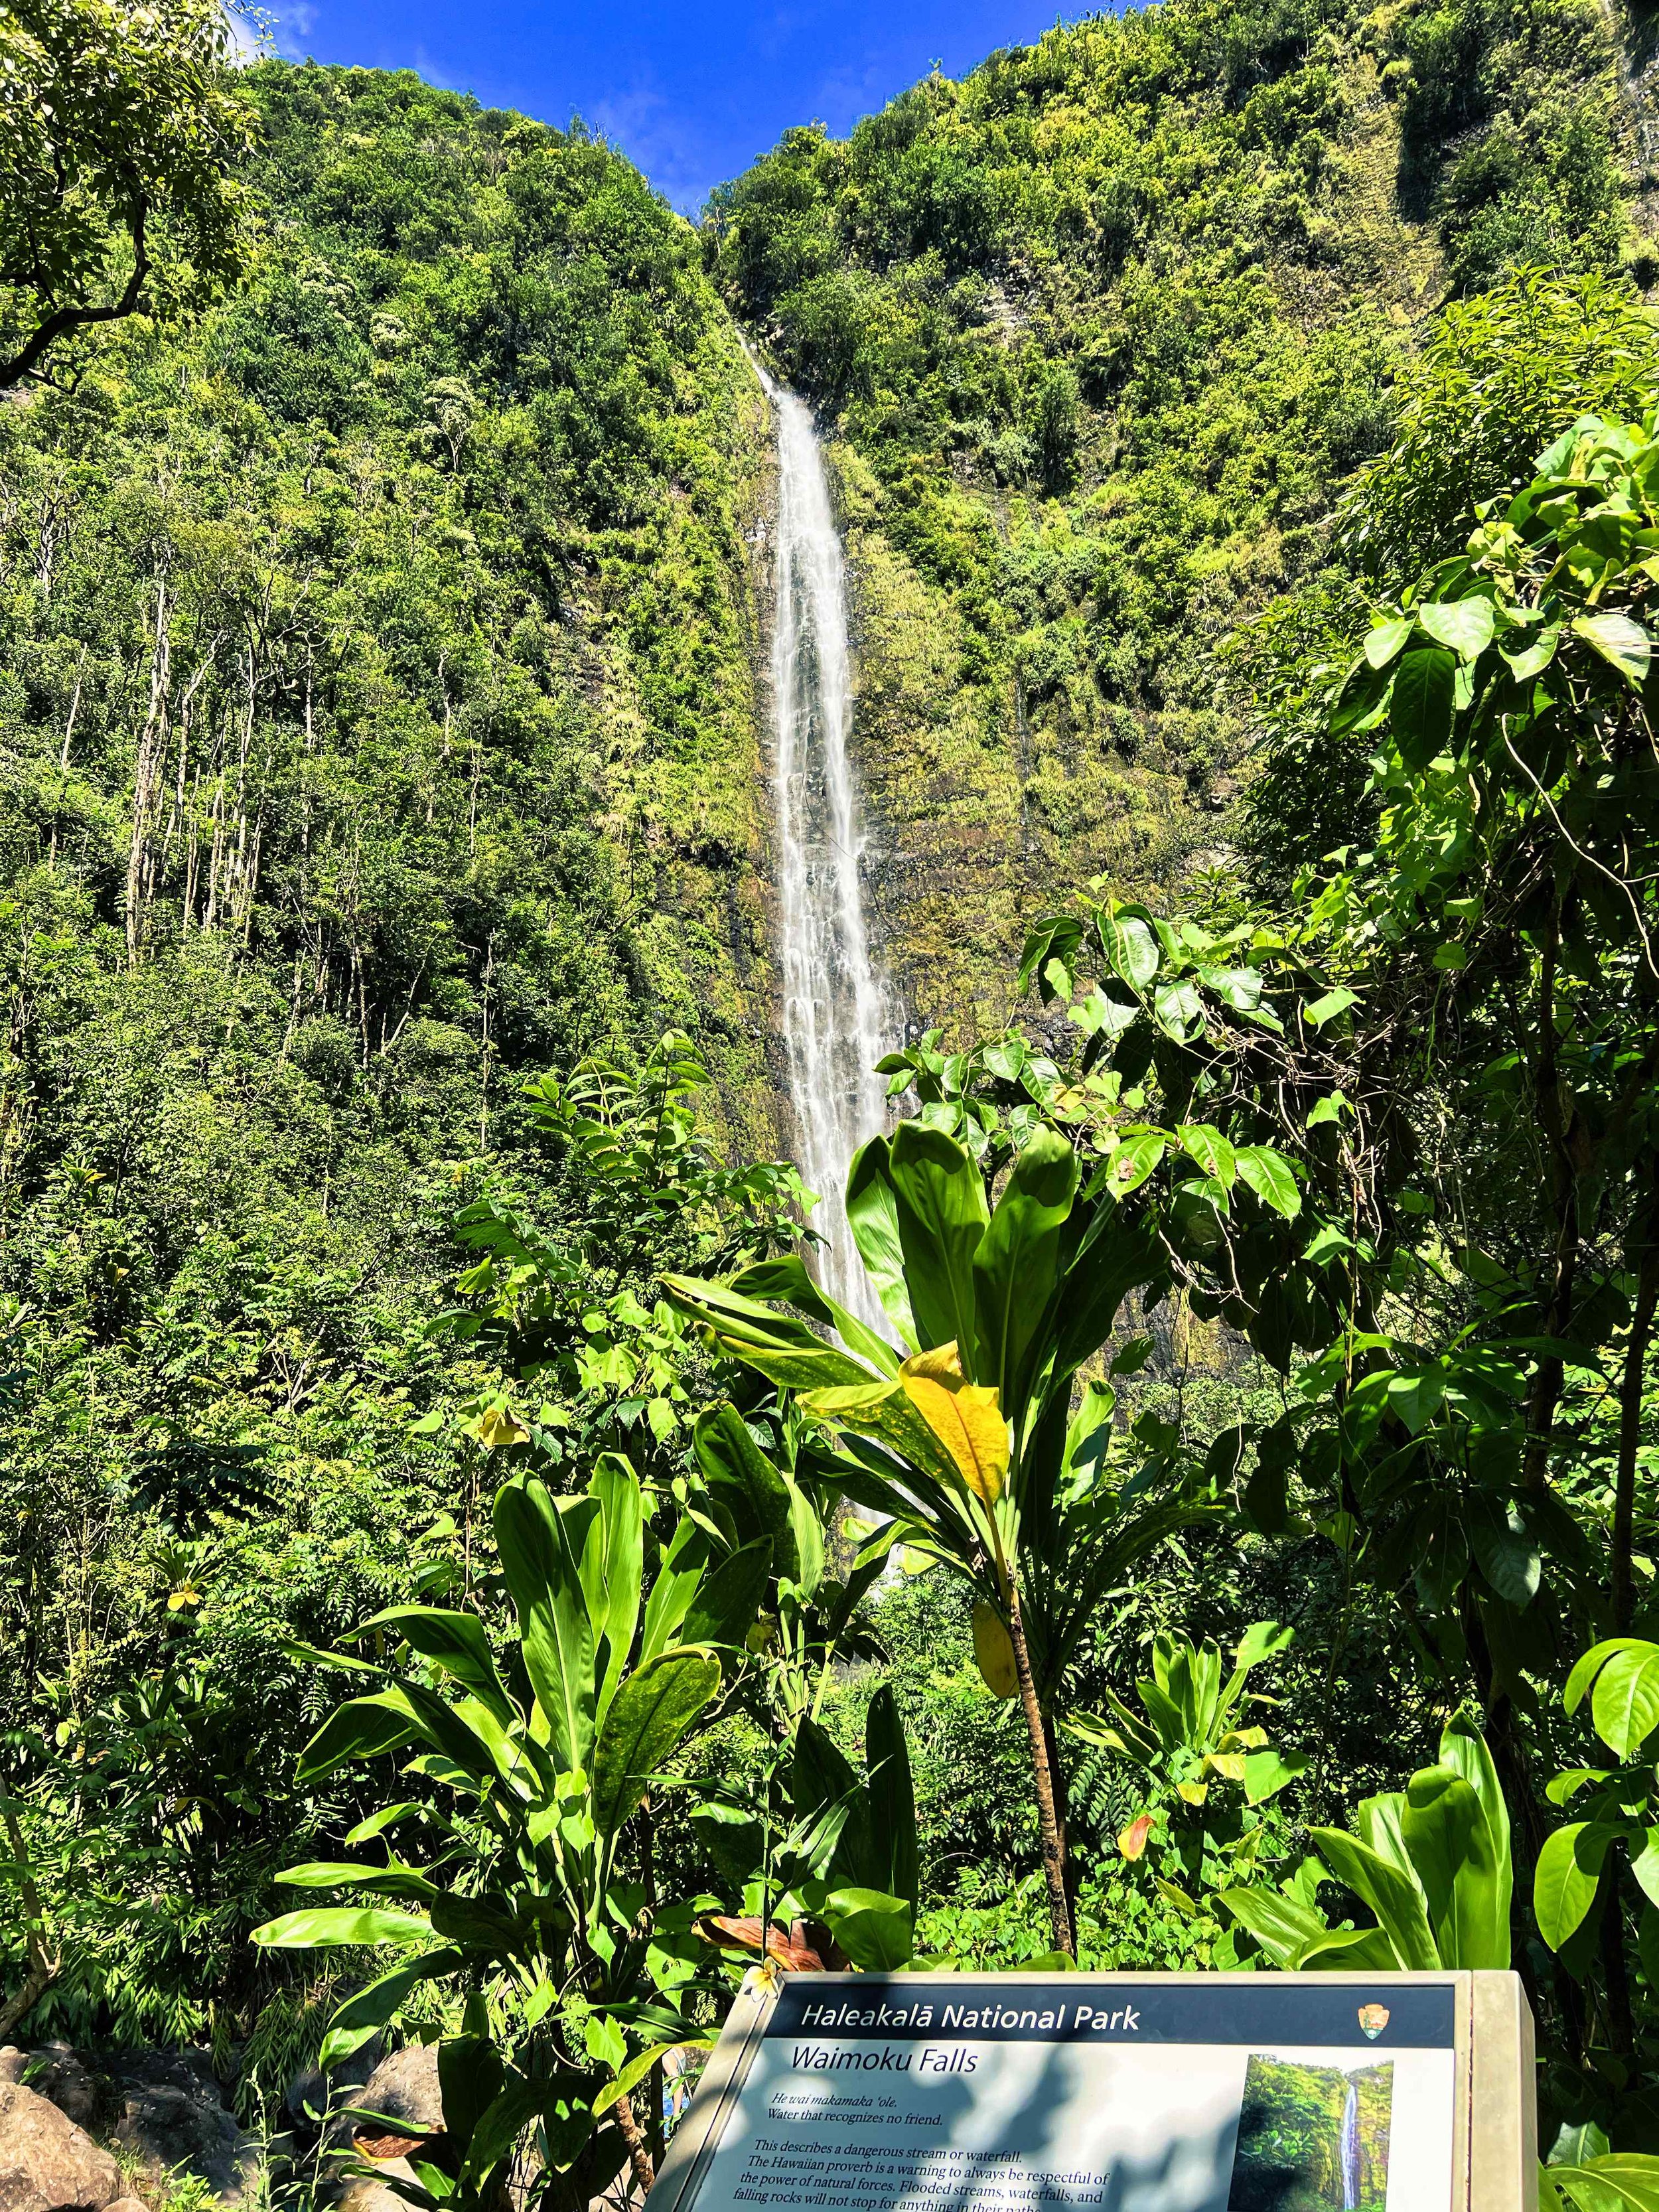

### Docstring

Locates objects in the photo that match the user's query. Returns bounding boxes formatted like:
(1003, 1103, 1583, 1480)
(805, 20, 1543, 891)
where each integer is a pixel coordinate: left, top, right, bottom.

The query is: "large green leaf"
(1437, 1708, 1512, 1967)
(493, 1477, 597, 1776)
(683, 1538, 773, 1649)
(1242, 1749, 1307, 1805)
(798, 1378, 968, 1501)
(972, 1124, 1078, 1422)
(1296, 1924, 1403, 1972)
(1402, 1765, 1507, 1970)
(1573, 611, 1653, 689)
(1535, 1822, 1617, 1951)
(787, 1480, 826, 1599)
(729, 1252, 901, 1374)
(1565, 1638, 1651, 1715)
(866, 1684, 919, 1911)
(1306, 1826, 1440, 1968)
(1217, 1885, 1331, 1968)
(583, 1455, 644, 1730)
(1098, 908, 1160, 991)
(397, 1678, 531, 1797)
(1052, 1213, 1166, 1384)
(1591, 1645, 1659, 1759)
(1234, 1146, 1301, 1219)
(437, 2035, 505, 2157)
(252, 1905, 431, 1949)
(354, 1608, 513, 1720)
(1540, 2155, 1659, 2210)
(316, 1948, 466, 2072)
(821, 1886, 914, 1972)
(463, 2077, 555, 2183)
(844, 1140, 918, 1349)
(693, 1403, 798, 1578)
(295, 1690, 423, 1785)
(1389, 644, 1457, 769)
(591, 1647, 721, 1848)
(658, 1274, 824, 1355)
(887, 1122, 990, 1363)
(639, 1515, 709, 1663)
(276, 1860, 441, 1902)
(1419, 597, 1495, 658)
(794, 1716, 874, 1887)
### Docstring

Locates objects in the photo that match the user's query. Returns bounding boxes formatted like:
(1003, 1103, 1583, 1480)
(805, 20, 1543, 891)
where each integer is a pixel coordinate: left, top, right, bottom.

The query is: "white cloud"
(269, 1, 319, 61)
(589, 78, 721, 215)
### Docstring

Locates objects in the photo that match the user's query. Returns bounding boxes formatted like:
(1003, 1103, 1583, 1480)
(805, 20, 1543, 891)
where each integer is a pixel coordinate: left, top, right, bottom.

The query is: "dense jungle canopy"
(5, 0, 1659, 2203)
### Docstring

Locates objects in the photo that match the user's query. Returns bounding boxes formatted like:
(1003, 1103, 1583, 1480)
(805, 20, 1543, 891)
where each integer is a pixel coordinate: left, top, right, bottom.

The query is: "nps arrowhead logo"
(1357, 2004, 1390, 2040)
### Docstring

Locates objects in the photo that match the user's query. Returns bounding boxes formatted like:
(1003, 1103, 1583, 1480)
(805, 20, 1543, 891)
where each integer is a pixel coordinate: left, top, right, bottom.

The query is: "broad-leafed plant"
(1066, 1621, 1305, 1916)
(253, 1455, 768, 2211)
(1219, 1710, 1512, 1974)
(666, 1123, 1221, 1959)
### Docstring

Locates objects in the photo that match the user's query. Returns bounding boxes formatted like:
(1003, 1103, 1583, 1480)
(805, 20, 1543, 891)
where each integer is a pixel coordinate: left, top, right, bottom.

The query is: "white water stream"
(755, 358, 893, 1328)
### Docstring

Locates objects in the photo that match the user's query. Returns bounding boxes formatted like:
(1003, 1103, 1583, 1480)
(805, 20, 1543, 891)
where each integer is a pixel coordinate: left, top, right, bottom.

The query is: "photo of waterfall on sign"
(1226, 2056, 1393, 2212)
(755, 358, 893, 1332)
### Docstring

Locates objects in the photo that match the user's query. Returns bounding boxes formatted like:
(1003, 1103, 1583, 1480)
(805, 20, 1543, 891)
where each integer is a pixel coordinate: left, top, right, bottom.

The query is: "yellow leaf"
(1118, 1812, 1154, 1860)
(1177, 1780, 1210, 1806)
(474, 1405, 530, 1449)
(899, 1343, 1008, 1503)
(972, 1600, 1018, 1698)
(903, 1343, 969, 1385)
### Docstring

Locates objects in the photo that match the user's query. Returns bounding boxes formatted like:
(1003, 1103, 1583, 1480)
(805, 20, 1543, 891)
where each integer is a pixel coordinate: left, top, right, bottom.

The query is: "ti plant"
(666, 1122, 1217, 1960)
(1218, 1709, 1511, 1972)
(687, 1393, 888, 1733)
(694, 1683, 923, 1976)
(1065, 1621, 1305, 1919)
(252, 1455, 770, 2212)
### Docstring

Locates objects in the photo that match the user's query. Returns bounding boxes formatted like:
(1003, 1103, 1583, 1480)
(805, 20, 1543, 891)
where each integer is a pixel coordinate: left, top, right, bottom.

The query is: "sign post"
(646, 1972, 1536, 2212)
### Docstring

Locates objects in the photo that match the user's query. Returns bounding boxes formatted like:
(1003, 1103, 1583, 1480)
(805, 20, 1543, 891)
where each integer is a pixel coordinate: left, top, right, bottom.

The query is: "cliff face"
(712, 0, 1637, 1035)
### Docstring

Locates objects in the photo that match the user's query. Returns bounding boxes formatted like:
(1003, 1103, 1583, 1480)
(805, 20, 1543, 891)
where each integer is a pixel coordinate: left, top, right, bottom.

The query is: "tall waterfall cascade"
(1339, 2079, 1361, 2211)
(754, 358, 893, 1328)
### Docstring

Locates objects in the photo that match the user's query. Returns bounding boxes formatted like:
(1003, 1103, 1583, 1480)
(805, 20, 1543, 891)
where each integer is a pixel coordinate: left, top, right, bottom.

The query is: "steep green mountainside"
(712, 0, 1638, 1030)
(0, 64, 781, 1479)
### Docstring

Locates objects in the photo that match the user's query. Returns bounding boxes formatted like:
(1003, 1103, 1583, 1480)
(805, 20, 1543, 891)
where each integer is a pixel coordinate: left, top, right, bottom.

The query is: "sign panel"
(648, 1972, 1536, 2212)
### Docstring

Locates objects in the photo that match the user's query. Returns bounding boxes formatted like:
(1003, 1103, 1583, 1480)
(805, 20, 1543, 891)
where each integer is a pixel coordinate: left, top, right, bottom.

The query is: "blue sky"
(267, 1, 1091, 214)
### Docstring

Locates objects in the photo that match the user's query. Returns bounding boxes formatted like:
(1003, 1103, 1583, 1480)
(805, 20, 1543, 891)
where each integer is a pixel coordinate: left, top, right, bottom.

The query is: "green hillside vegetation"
(711, 0, 1635, 1027)
(8, 7, 1659, 2209)
(0, 60, 788, 2041)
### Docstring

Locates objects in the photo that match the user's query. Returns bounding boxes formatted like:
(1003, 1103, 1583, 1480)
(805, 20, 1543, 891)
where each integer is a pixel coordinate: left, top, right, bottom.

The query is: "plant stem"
(1006, 1578, 1074, 1958)
(1613, 1229, 1658, 1635)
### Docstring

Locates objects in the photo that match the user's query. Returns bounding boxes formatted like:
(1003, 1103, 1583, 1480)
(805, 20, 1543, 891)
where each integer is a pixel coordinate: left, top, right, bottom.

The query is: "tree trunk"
(613, 2091, 655, 2198)
(1006, 1579, 1073, 1958)
(0, 1808, 58, 2043)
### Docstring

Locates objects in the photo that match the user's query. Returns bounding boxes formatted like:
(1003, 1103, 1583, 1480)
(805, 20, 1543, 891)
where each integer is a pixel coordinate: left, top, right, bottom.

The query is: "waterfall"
(754, 358, 893, 1327)
(1340, 2079, 1361, 2210)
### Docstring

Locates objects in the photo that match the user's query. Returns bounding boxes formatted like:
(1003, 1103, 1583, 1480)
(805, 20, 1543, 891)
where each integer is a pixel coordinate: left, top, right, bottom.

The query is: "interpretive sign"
(645, 1972, 1536, 2212)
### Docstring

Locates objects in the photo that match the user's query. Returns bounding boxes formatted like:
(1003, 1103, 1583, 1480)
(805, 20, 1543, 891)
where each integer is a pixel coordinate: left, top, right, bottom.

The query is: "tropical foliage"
(6, 3, 1659, 2207)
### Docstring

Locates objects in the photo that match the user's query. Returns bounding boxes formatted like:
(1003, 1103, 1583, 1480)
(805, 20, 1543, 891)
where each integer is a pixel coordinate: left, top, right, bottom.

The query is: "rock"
(0, 2081, 120, 2212)
(104, 2053, 259, 2207)
(104, 2199, 147, 2212)
(0, 2063, 23, 2092)
(354, 2048, 443, 2142)
(335, 2153, 422, 2212)
(13, 2056, 96, 2134)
